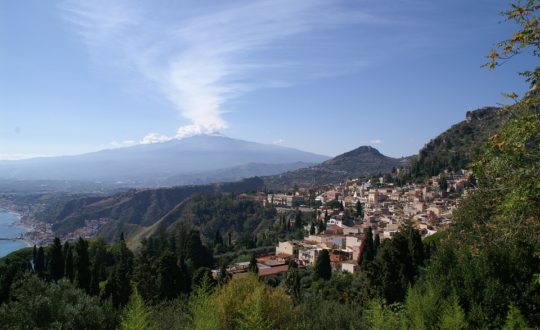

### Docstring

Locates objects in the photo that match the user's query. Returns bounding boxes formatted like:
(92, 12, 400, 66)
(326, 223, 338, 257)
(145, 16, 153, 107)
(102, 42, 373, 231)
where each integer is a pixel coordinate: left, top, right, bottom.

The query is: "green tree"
(503, 305, 530, 330)
(218, 264, 231, 286)
(48, 237, 64, 281)
(120, 289, 155, 330)
(356, 200, 364, 218)
(294, 211, 303, 230)
(35, 246, 45, 275)
(309, 222, 316, 235)
(439, 296, 467, 330)
(314, 249, 331, 281)
(106, 233, 133, 307)
(75, 237, 91, 292)
(133, 238, 158, 302)
(157, 251, 183, 300)
(284, 260, 301, 303)
(0, 274, 117, 330)
(192, 267, 215, 289)
(360, 227, 375, 268)
(487, 0, 540, 84)
(65, 243, 74, 282)
(248, 255, 259, 274)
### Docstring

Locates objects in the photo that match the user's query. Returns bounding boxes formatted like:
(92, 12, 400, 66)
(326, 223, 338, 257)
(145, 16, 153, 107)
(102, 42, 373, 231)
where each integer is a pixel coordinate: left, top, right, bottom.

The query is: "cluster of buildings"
(63, 218, 110, 242)
(219, 171, 470, 278)
(266, 171, 471, 274)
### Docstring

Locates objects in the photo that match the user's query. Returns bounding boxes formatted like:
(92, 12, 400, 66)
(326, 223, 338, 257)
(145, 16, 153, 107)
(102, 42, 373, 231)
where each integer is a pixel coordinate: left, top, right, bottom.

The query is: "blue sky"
(0, 0, 537, 159)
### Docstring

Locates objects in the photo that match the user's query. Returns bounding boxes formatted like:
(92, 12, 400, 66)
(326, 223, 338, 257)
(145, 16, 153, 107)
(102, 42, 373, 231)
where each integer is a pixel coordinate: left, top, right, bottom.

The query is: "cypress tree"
(115, 233, 133, 306)
(356, 201, 364, 218)
(35, 246, 45, 275)
(284, 260, 301, 303)
(374, 232, 381, 254)
(314, 249, 331, 280)
(295, 211, 303, 229)
(248, 255, 258, 274)
(186, 230, 213, 271)
(76, 237, 91, 292)
(133, 239, 158, 302)
(360, 227, 375, 266)
(48, 237, 64, 281)
(214, 229, 223, 246)
(157, 251, 182, 300)
(65, 244, 74, 282)
(309, 222, 316, 235)
(218, 264, 231, 286)
(32, 245, 37, 270)
(317, 220, 325, 234)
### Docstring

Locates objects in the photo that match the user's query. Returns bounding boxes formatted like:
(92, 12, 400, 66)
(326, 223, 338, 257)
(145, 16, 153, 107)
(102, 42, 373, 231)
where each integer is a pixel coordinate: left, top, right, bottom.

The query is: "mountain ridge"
(0, 135, 328, 186)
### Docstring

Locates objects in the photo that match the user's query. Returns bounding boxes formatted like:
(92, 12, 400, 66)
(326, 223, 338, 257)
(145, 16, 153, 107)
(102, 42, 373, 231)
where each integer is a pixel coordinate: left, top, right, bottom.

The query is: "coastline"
(0, 208, 35, 247)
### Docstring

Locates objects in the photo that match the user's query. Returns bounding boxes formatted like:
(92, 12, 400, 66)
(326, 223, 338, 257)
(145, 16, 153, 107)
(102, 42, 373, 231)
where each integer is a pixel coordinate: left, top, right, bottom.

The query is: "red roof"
(259, 265, 289, 277)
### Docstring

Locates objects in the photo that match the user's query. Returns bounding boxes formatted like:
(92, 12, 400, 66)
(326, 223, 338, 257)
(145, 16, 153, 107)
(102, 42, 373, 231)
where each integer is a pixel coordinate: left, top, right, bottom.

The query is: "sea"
(0, 209, 28, 258)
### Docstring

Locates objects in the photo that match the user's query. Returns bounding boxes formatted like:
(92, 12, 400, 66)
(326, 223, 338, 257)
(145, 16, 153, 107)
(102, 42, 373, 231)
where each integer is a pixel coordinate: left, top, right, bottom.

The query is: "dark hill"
(263, 145, 404, 188)
(409, 106, 508, 177)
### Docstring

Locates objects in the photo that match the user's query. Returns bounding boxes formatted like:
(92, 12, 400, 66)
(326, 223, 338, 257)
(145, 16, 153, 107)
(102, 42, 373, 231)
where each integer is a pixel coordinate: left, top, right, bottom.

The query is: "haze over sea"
(0, 209, 28, 257)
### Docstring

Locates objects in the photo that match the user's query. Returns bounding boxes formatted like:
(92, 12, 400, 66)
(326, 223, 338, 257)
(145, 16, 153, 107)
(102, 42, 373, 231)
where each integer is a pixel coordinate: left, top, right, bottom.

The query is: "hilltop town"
(223, 169, 471, 277)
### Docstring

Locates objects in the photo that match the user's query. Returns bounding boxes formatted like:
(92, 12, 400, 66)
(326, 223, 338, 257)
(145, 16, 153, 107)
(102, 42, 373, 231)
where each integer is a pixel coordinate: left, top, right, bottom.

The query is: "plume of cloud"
(140, 133, 172, 145)
(60, 0, 383, 140)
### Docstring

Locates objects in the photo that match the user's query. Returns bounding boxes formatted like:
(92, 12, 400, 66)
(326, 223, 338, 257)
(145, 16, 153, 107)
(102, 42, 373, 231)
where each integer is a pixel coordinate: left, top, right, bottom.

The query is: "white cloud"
(60, 0, 384, 140)
(370, 139, 382, 144)
(140, 133, 172, 145)
(272, 138, 285, 145)
(109, 140, 137, 148)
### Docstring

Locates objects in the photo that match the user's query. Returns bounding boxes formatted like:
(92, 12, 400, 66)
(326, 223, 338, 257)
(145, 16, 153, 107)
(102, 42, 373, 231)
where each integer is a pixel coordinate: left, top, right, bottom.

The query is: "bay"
(0, 209, 28, 258)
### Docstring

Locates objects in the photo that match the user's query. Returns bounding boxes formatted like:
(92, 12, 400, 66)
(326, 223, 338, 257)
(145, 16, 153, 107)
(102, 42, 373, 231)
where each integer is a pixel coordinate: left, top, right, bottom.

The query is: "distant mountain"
(263, 146, 405, 188)
(0, 135, 328, 187)
(408, 106, 508, 177)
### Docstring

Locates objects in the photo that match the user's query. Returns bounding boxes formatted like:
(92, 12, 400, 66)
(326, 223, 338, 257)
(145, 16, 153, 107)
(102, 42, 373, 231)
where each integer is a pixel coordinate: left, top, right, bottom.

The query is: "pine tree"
(119, 289, 156, 330)
(503, 305, 530, 330)
(48, 237, 64, 281)
(75, 237, 91, 292)
(314, 249, 331, 280)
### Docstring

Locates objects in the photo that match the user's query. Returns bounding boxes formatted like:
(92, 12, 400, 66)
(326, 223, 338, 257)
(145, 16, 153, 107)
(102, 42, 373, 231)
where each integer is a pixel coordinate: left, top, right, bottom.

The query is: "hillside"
(263, 146, 405, 189)
(0, 135, 327, 187)
(409, 106, 508, 177)
(38, 177, 265, 243)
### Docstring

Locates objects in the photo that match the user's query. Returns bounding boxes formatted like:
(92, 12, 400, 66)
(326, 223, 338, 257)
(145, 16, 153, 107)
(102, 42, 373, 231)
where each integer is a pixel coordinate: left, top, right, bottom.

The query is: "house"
(341, 260, 360, 273)
(276, 241, 300, 256)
